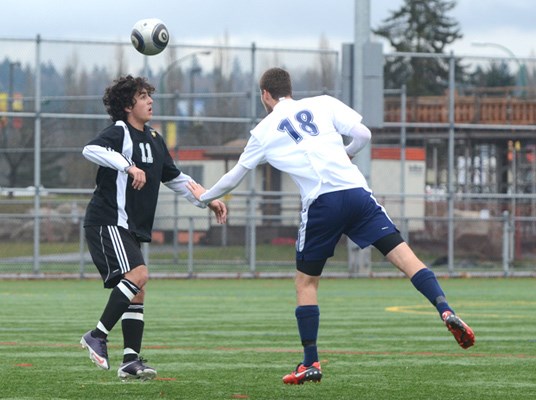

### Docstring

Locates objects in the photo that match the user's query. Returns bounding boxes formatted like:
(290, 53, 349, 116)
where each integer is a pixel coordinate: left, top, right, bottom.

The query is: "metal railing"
(1, 187, 534, 278)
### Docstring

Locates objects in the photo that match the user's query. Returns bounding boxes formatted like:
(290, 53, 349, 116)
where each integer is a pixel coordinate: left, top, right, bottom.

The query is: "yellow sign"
(12, 93, 23, 111)
(0, 93, 7, 111)
(166, 122, 177, 147)
(0, 93, 7, 127)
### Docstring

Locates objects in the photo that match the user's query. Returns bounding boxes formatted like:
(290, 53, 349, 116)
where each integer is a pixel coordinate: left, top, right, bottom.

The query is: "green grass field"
(1, 278, 534, 399)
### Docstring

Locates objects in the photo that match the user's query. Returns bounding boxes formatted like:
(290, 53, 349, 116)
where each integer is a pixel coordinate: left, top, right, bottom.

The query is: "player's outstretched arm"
(187, 164, 250, 204)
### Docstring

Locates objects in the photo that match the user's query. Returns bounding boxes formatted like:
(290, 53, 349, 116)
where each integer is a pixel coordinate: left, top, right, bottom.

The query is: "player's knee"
(133, 286, 146, 302)
(125, 264, 149, 288)
(295, 270, 321, 291)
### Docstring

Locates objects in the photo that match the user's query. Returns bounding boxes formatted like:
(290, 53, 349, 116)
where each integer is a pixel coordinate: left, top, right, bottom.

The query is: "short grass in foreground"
(0, 278, 535, 399)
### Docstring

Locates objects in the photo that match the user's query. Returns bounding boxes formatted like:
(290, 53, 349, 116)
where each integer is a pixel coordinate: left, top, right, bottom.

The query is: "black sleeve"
(159, 135, 181, 183)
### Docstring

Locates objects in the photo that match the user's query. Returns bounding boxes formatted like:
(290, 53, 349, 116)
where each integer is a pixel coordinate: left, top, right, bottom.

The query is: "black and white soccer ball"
(130, 18, 169, 56)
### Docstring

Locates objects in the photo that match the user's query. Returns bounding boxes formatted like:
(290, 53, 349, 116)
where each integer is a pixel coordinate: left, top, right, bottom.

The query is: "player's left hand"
(208, 200, 227, 224)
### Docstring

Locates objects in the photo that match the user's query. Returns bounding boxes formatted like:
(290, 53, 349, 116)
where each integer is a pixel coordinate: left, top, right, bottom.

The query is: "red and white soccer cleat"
(282, 361, 322, 384)
(442, 311, 475, 349)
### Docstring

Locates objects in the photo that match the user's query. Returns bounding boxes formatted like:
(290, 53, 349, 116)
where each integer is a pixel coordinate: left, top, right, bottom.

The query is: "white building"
(154, 142, 425, 243)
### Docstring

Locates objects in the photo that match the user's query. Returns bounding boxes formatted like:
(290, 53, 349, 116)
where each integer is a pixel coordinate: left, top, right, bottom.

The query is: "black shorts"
(85, 225, 145, 288)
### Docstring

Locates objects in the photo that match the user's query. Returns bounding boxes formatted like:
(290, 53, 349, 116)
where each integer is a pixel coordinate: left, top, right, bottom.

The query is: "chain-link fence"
(1, 36, 535, 278)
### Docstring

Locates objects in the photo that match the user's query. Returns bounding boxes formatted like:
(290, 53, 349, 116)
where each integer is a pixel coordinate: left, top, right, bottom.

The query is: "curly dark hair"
(102, 75, 155, 122)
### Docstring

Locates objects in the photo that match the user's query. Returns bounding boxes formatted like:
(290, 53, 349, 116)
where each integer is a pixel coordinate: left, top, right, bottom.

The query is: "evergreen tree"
(470, 62, 516, 89)
(373, 0, 463, 95)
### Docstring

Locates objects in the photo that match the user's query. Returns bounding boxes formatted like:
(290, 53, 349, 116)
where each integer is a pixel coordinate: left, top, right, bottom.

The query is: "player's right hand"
(127, 166, 146, 190)
(186, 181, 206, 200)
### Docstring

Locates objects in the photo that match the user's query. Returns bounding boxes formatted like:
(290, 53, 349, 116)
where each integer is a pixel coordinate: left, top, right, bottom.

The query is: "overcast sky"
(2, 0, 536, 60)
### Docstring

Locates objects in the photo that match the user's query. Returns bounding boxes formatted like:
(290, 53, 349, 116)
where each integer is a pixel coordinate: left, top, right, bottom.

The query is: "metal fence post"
(400, 84, 408, 239)
(447, 52, 456, 275)
(33, 34, 42, 275)
(247, 41, 257, 276)
(502, 210, 510, 276)
(221, 220, 227, 247)
(143, 243, 149, 267)
(79, 219, 85, 278)
(247, 182, 257, 274)
(173, 192, 179, 264)
(188, 216, 194, 277)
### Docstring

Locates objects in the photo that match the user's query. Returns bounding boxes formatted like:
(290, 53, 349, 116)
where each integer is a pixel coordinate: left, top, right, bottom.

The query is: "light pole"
(472, 41, 518, 61)
(471, 42, 526, 92)
(158, 50, 211, 107)
(158, 50, 211, 144)
(188, 64, 202, 118)
(157, 50, 211, 264)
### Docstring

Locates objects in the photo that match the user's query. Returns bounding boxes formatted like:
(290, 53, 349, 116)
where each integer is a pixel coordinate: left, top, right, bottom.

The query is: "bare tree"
(318, 34, 335, 91)
(114, 45, 128, 78)
(200, 32, 247, 146)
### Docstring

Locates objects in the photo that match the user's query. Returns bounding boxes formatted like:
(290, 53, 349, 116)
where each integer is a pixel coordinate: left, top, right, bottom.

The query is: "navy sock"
(410, 268, 453, 317)
(295, 305, 320, 366)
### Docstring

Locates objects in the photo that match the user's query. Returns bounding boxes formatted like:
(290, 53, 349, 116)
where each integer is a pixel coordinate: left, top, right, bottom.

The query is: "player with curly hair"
(80, 75, 227, 380)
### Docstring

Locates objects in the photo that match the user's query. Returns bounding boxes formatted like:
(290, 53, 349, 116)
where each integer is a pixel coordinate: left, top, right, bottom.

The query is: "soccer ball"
(130, 18, 169, 56)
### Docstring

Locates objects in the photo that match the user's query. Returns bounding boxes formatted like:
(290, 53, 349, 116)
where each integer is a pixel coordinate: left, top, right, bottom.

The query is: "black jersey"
(83, 121, 181, 242)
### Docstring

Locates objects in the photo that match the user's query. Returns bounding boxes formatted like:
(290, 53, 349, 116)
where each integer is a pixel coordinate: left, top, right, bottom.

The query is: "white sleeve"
(82, 144, 134, 173)
(164, 172, 207, 208)
(199, 164, 250, 203)
(344, 123, 371, 157)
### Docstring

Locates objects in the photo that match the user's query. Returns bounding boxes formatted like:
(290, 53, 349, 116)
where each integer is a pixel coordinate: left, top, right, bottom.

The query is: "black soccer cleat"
(80, 330, 110, 370)
(117, 357, 157, 381)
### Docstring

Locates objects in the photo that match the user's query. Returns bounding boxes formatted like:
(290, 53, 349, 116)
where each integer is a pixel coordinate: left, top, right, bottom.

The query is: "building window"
(180, 165, 204, 183)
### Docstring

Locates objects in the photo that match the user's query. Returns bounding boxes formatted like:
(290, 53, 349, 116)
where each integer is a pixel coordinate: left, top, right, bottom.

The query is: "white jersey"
(240, 95, 370, 205)
(200, 95, 371, 207)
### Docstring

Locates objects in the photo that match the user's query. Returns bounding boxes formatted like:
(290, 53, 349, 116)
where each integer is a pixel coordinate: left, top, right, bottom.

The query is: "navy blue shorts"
(85, 225, 145, 288)
(296, 188, 399, 263)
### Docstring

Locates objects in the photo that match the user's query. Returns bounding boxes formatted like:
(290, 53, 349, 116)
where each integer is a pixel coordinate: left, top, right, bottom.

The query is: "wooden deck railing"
(384, 93, 536, 125)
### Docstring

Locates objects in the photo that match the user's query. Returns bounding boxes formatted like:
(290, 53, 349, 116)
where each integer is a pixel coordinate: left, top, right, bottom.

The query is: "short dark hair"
(259, 68, 292, 99)
(102, 75, 155, 122)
